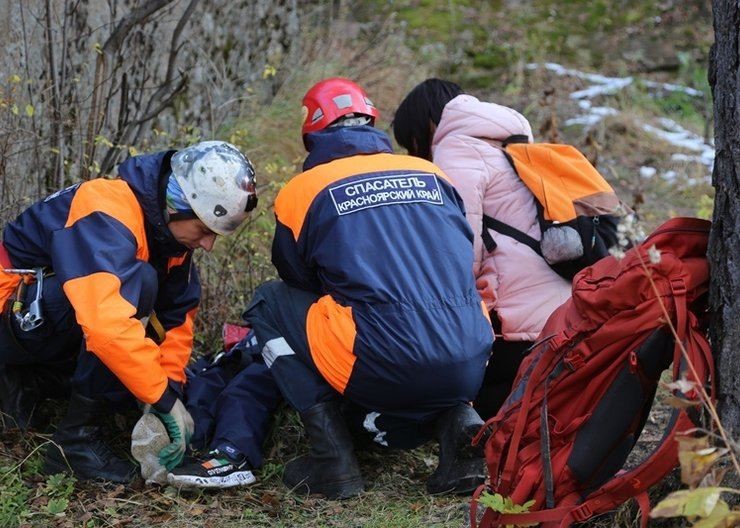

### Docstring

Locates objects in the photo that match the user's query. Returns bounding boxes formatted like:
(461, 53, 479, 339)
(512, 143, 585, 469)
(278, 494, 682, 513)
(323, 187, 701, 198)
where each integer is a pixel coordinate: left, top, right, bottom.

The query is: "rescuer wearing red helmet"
(244, 78, 493, 499)
(300, 77, 379, 138)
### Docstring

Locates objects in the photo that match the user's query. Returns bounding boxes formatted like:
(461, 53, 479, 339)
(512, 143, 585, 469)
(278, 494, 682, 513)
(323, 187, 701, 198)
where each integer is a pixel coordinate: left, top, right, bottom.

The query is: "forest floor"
(0, 1, 716, 527)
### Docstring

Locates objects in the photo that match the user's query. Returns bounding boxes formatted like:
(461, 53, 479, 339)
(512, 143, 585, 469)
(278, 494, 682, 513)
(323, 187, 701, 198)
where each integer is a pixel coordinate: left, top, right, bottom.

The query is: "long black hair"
(392, 79, 463, 160)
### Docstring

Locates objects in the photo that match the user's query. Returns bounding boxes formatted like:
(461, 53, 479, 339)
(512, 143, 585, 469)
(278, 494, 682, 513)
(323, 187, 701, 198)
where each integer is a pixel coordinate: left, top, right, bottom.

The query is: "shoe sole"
(167, 470, 257, 489)
(449, 458, 487, 495)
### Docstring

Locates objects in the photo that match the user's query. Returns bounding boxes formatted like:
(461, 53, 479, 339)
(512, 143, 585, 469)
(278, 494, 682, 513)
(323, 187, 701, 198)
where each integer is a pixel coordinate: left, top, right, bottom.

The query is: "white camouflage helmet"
(170, 141, 257, 235)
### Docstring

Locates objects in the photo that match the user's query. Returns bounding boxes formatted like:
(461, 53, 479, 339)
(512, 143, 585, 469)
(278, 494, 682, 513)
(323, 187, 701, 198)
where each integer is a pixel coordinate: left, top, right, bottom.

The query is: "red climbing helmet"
(301, 77, 379, 137)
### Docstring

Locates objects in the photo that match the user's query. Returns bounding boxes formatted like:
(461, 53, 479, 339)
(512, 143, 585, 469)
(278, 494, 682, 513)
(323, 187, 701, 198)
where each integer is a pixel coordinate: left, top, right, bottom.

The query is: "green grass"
(0, 467, 31, 527)
(0, 405, 472, 528)
(0, 459, 77, 528)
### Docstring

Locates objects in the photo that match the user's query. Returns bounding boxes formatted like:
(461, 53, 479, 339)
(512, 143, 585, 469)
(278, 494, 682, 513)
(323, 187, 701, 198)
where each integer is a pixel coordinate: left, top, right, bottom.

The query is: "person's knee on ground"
(426, 403, 486, 495)
(283, 399, 364, 499)
(243, 281, 362, 497)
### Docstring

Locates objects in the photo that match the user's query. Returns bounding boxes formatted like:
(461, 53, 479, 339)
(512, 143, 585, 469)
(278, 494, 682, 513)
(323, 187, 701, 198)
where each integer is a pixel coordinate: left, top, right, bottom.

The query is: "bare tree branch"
(45, 0, 65, 192)
(101, 74, 188, 174)
(82, 0, 177, 180)
(128, 0, 201, 148)
(19, 0, 43, 201)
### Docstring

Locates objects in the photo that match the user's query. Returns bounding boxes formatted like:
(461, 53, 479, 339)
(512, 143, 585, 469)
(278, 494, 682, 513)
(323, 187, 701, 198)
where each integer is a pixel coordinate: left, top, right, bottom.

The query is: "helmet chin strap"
(245, 194, 258, 213)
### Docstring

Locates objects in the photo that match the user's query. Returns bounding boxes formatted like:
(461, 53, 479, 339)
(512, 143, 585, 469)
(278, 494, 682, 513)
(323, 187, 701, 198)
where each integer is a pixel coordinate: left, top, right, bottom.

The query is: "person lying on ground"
(0, 141, 257, 483)
(163, 328, 281, 489)
(242, 77, 494, 499)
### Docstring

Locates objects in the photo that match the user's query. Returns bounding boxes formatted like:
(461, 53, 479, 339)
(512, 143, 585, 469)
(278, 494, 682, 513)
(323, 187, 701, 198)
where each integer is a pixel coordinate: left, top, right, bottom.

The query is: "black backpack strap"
(483, 214, 542, 257)
(502, 134, 530, 147)
(481, 222, 498, 252)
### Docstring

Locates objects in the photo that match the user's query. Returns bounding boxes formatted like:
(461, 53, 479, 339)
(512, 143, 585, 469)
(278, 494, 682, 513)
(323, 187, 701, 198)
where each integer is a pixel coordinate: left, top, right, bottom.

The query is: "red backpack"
(470, 217, 714, 528)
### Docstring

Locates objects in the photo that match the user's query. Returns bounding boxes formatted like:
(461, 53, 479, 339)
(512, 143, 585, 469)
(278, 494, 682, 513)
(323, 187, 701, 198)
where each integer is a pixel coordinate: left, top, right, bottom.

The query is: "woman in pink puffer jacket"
(394, 79, 571, 419)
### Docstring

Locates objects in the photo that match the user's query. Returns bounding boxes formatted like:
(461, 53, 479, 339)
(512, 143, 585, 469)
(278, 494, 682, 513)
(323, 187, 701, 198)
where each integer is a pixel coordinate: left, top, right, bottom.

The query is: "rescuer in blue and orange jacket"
(0, 141, 257, 483)
(243, 78, 494, 499)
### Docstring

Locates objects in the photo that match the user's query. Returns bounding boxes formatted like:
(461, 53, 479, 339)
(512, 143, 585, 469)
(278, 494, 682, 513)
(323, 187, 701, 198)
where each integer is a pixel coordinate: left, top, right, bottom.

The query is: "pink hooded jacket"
(432, 94, 571, 342)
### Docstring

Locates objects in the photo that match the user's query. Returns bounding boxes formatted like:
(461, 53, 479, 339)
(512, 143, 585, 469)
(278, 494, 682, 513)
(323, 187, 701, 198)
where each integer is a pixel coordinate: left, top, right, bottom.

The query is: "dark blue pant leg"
(342, 401, 433, 450)
(210, 361, 281, 468)
(185, 360, 232, 451)
(185, 330, 281, 467)
(72, 352, 131, 406)
(0, 274, 82, 366)
(243, 280, 336, 414)
(0, 263, 161, 406)
(0, 274, 81, 402)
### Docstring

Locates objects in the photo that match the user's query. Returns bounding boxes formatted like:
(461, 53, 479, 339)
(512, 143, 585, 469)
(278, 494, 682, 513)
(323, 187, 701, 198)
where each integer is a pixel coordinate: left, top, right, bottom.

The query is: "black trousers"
(473, 339, 533, 421)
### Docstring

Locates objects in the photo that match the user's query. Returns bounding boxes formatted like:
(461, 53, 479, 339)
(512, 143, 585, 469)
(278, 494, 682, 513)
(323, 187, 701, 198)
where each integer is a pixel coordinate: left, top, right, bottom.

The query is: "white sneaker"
(167, 448, 256, 489)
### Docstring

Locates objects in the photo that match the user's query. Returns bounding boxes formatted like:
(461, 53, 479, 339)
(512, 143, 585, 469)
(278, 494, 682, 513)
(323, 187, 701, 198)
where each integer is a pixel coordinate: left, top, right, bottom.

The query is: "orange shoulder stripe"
(275, 153, 452, 241)
(66, 179, 149, 261)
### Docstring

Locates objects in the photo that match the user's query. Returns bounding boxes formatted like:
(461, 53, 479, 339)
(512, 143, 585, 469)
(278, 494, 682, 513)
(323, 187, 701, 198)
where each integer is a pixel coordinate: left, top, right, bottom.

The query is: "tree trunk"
(708, 1, 740, 446)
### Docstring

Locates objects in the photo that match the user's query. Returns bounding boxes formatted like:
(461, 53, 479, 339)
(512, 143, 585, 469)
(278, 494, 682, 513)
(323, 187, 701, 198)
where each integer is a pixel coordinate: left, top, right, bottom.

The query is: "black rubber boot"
(283, 401, 364, 499)
(426, 403, 486, 495)
(43, 392, 137, 483)
(0, 364, 41, 431)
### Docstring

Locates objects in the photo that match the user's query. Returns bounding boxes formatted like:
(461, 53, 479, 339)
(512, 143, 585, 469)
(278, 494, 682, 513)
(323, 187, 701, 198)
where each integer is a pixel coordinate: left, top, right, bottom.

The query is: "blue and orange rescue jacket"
(273, 126, 493, 414)
(0, 151, 199, 410)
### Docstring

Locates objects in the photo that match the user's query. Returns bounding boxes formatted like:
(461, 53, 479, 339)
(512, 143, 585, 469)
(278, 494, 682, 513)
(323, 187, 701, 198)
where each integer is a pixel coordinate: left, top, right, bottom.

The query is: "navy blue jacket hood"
(117, 151, 188, 258)
(303, 126, 393, 171)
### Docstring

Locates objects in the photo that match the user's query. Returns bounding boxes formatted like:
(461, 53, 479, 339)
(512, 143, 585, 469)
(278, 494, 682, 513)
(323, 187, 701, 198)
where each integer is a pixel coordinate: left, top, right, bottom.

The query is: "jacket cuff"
(152, 386, 178, 413)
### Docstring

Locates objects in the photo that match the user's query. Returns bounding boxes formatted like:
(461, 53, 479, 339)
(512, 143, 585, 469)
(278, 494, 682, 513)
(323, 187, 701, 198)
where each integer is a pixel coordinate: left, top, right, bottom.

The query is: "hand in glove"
(131, 412, 170, 485)
(154, 398, 194, 471)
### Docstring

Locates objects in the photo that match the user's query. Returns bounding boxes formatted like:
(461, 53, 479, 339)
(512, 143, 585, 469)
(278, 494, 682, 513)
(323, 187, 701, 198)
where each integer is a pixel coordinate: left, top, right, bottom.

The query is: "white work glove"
(153, 398, 194, 471)
(131, 412, 170, 485)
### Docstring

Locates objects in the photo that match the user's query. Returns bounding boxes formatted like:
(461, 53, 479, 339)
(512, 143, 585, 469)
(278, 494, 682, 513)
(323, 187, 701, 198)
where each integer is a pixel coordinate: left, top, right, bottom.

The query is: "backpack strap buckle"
(670, 278, 687, 297)
(564, 350, 585, 371)
(570, 503, 593, 522)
